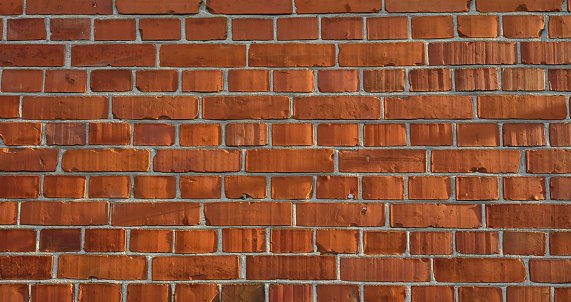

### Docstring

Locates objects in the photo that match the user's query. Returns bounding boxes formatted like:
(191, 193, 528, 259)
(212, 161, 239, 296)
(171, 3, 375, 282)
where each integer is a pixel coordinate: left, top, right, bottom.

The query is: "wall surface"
(0, 0, 571, 301)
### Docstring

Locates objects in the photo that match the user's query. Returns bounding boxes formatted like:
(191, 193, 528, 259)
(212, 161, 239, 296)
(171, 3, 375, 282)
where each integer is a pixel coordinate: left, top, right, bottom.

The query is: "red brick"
(154, 149, 241, 172)
(153, 256, 239, 280)
(182, 70, 224, 92)
(7, 18, 45, 40)
(0, 148, 58, 172)
(72, 44, 155, 67)
(271, 176, 313, 200)
(429, 42, 517, 65)
(0, 123, 41, 146)
(40, 229, 81, 252)
(22, 96, 108, 120)
(207, 0, 292, 14)
(136, 70, 178, 92)
(272, 123, 314, 146)
(364, 286, 406, 302)
(386, 0, 469, 12)
(503, 15, 545, 38)
(134, 123, 175, 146)
(477, 0, 563, 12)
(340, 149, 426, 173)
(43, 175, 86, 199)
(246, 149, 334, 173)
(487, 204, 571, 228)
(410, 123, 453, 146)
(175, 284, 219, 302)
(249, 43, 335, 67)
(134, 176, 176, 199)
(185, 17, 227, 41)
(527, 150, 571, 173)
(457, 123, 500, 147)
(363, 231, 406, 255)
(503, 123, 546, 147)
(322, 17, 362, 40)
(89, 123, 131, 145)
(318, 70, 359, 92)
(392, 203, 481, 228)
(113, 96, 198, 120)
(339, 43, 424, 66)
(94, 19, 136, 41)
(222, 284, 265, 302)
(180, 124, 221, 146)
(31, 284, 73, 302)
(204, 96, 289, 120)
(504, 177, 546, 200)
(456, 177, 499, 201)
(176, 230, 218, 253)
(270, 284, 312, 302)
(27, 0, 112, 14)
(271, 229, 313, 253)
(550, 16, 571, 38)
(180, 176, 221, 199)
(550, 70, 571, 91)
(459, 287, 502, 302)
(0, 44, 64, 67)
(1, 69, 43, 92)
(367, 17, 408, 40)
(0, 0, 23, 14)
(44, 70, 87, 93)
(0, 202, 17, 225)
(228, 69, 270, 92)
(456, 231, 499, 255)
(297, 202, 384, 227)
(316, 229, 358, 254)
(91, 70, 132, 92)
(409, 232, 453, 255)
(0, 284, 28, 302)
(0, 256, 52, 279)
(161, 44, 245, 67)
(530, 259, 571, 283)
(130, 229, 172, 253)
(552, 177, 571, 200)
(317, 123, 359, 146)
(412, 287, 454, 302)
(294, 96, 381, 120)
(341, 258, 430, 282)
(116, 0, 200, 14)
(127, 284, 170, 302)
(112, 202, 200, 226)
(21, 201, 109, 226)
(363, 124, 406, 146)
(0, 229, 35, 252)
(233, 18, 273, 40)
(222, 228, 264, 253)
(550, 232, 571, 255)
(522, 42, 571, 65)
(432, 150, 520, 173)
(139, 18, 180, 40)
(316, 176, 358, 200)
(556, 288, 571, 302)
(84, 229, 126, 252)
(385, 96, 473, 119)
(63, 149, 149, 172)
(247, 255, 336, 280)
(504, 231, 546, 256)
(58, 255, 147, 280)
(455, 68, 499, 91)
(50, 18, 90, 41)
(502, 68, 545, 91)
(277, 17, 318, 40)
(89, 176, 131, 199)
(435, 258, 525, 283)
(317, 285, 359, 302)
(274, 70, 315, 92)
(296, 0, 381, 13)
(46, 123, 85, 146)
(362, 176, 404, 200)
(225, 176, 267, 199)
(457, 15, 499, 38)
(409, 176, 451, 200)
(0, 96, 19, 118)
(412, 16, 454, 39)
(205, 202, 292, 226)
(506, 287, 550, 302)
(363, 69, 406, 92)
(409, 68, 452, 91)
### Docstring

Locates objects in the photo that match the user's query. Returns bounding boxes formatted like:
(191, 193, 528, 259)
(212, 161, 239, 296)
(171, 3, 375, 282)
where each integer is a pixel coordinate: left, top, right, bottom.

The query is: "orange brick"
(339, 43, 424, 66)
(294, 96, 381, 120)
(136, 70, 178, 92)
(204, 96, 289, 120)
(79, 283, 122, 302)
(205, 202, 292, 226)
(322, 17, 363, 40)
(180, 176, 221, 199)
(317, 123, 359, 146)
(175, 230, 218, 253)
(409, 176, 451, 200)
(316, 229, 358, 254)
(134, 123, 175, 146)
(272, 123, 314, 146)
(180, 124, 221, 146)
(316, 176, 358, 199)
(112, 202, 200, 226)
(226, 123, 268, 146)
(503, 15, 545, 38)
(228, 69, 270, 92)
(409, 68, 452, 92)
(297, 203, 385, 227)
(0, 122, 41, 146)
(412, 16, 454, 39)
(364, 124, 406, 146)
(457, 123, 500, 147)
(139, 18, 180, 41)
(362, 176, 404, 200)
(225, 176, 267, 199)
(186, 17, 227, 40)
(249, 44, 335, 67)
(222, 228, 264, 253)
(89, 123, 131, 145)
(504, 177, 546, 200)
(318, 70, 359, 92)
(233, 18, 273, 40)
(84, 229, 126, 252)
(502, 68, 545, 91)
(91, 69, 132, 92)
(367, 17, 408, 40)
(31, 284, 73, 302)
(277, 17, 318, 40)
(456, 177, 499, 201)
(134, 176, 176, 199)
(50, 18, 90, 41)
(429, 42, 516, 65)
(457, 15, 499, 38)
(154, 149, 241, 173)
(271, 176, 313, 200)
(391, 203, 482, 228)
(94, 19, 135, 41)
(43, 175, 86, 199)
(385, 96, 473, 119)
(89, 176, 131, 199)
(455, 68, 498, 91)
(503, 123, 546, 146)
(273, 70, 314, 92)
(456, 231, 499, 255)
(503, 231, 546, 256)
(182, 70, 223, 92)
(410, 123, 453, 146)
(130, 229, 172, 253)
(271, 229, 313, 253)
(1, 69, 43, 92)
(364, 231, 406, 255)
(127, 284, 170, 302)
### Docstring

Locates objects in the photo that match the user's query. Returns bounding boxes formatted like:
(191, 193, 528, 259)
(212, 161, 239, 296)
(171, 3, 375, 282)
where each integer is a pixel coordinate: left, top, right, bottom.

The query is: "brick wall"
(0, 0, 571, 301)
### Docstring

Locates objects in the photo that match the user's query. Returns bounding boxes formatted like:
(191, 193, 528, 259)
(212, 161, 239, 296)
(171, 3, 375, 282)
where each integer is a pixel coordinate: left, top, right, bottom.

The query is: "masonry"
(0, 0, 571, 301)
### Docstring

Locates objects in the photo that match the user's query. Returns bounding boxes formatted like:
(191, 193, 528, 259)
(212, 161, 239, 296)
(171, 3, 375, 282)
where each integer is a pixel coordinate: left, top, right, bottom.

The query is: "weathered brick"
(339, 149, 426, 173)
(410, 232, 453, 255)
(457, 15, 499, 38)
(409, 69, 452, 91)
(222, 228, 264, 253)
(176, 230, 218, 254)
(0, 229, 36, 252)
(205, 202, 292, 226)
(362, 176, 405, 200)
(455, 68, 499, 91)
(385, 96, 473, 119)
(0, 148, 58, 172)
(72, 44, 156, 67)
(62, 149, 149, 172)
(502, 68, 545, 91)
(0, 122, 41, 145)
(21, 201, 109, 226)
(58, 255, 147, 280)
(271, 176, 314, 200)
(40, 229, 81, 252)
(391, 203, 482, 228)
(84, 229, 126, 252)
(50, 18, 90, 41)
(429, 42, 517, 65)
(130, 229, 172, 253)
(297, 203, 385, 227)
(435, 258, 526, 283)
(504, 177, 546, 200)
(27, 0, 112, 14)
(136, 70, 178, 92)
(247, 256, 336, 280)
(456, 231, 500, 255)
(22, 96, 109, 120)
(317, 123, 359, 146)
(154, 149, 241, 172)
(43, 175, 86, 199)
(322, 17, 363, 40)
(226, 123, 268, 146)
(161, 44, 245, 67)
(530, 259, 571, 283)
(246, 149, 334, 173)
(408, 176, 451, 200)
(134, 176, 176, 199)
(153, 256, 239, 280)
(270, 284, 312, 302)
(180, 176, 222, 199)
(522, 42, 571, 64)
(89, 176, 131, 199)
(477, 0, 564, 12)
(1, 69, 43, 92)
(504, 231, 546, 256)
(225, 176, 267, 199)
(174, 284, 219, 302)
(294, 96, 381, 120)
(112, 202, 200, 226)
(113, 96, 198, 120)
(204, 96, 289, 120)
(182, 70, 224, 92)
(432, 150, 520, 173)
(208, 0, 292, 14)
(386, 0, 470, 12)
(91, 70, 132, 92)
(341, 258, 430, 282)
(0, 256, 52, 279)
(527, 150, 571, 173)
(339, 43, 425, 66)
(487, 204, 571, 228)
(296, 0, 381, 13)
(363, 69, 406, 92)
(116, 0, 201, 14)
(456, 177, 499, 200)
(249, 44, 335, 67)
(367, 17, 409, 40)
(133, 123, 175, 146)
(228, 69, 270, 92)
(503, 15, 545, 38)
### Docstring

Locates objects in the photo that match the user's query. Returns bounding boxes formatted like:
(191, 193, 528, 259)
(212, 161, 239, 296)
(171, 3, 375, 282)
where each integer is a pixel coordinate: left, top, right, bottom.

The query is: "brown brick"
(228, 69, 270, 92)
(28, 0, 112, 14)
(363, 124, 406, 146)
(0, 202, 17, 225)
(50, 18, 91, 41)
(0, 96, 20, 118)
(503, 15, 545, 38)
(185, 17, 227, 41)
(139, 18, 180, 41)
(364, 286, 406, 302)
(31, 284, 73, 302)
(551, 177, 571, 200)
(550, 232, 571, 255)
(89, 123, 131, 145)
(316, 176, 358, 200)
(316, 229, 358, 254)
(113, 96, 198, 120)
(409, 68, 452, 91)
(364, 231, 406, 255)
(180, 124, 221, 146)
(551, 123, 571, 146)
(270, 284, 312, 302)
(161, 44, 245, 67)
(487, 204, 571, 228)
(84, 284, 120, 302)
(208, 0, 292, 14)
(317, 285, 359, 302)
(127, 284, 170, 302)
(530, 259, 571, 283)
(0, 284, 28, 302)
(46, 123, 86, 146)
(274, 70, 315, 92)
(136, 70, 178, 92)
(1, 69, 43, 92)
(91, 70, 132, 92)
(507, 287, 550, 302)
(410, 123, 453, 146)
(0, 175, 40, 199)
(222, 284, 265, 302)
(233, 18, 273, 40)
(7, 18, 46, 40)
(503, 123, 546, 147)
(522, 42, 571, 65)
(40, 229, 81, 252)
(318, 69, 360, 92)
(0, 229, 36, 252)
(226, 123, 268, 146)
(0, 148, 58, 172)
(296, 0, 381, 13)
(504, 231, 546, 256)
(502, 68, 545, 91)
(0, 256, 52, 279)
(94, 19, 135, 41)
(527, 150, 571, 173)
(72, 44, 155, 67)
(476, 0, 563, 12)
(43, 175, 86, 198)
(175, 284, 219, 302)
(386, 0, 469, 12)
(134, 123, 175, 146)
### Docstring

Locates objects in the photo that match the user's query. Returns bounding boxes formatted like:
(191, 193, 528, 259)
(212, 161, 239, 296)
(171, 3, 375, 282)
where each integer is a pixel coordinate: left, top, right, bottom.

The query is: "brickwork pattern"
(1, 0, 571, 301)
